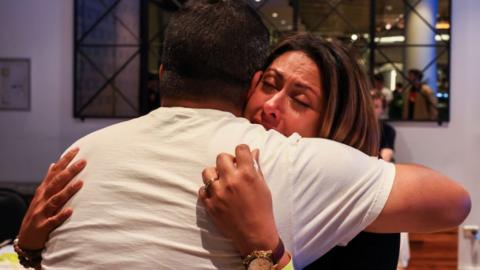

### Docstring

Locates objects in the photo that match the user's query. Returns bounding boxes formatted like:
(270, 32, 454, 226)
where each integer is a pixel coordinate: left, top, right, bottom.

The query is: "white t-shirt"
(42, 107, 395, 269)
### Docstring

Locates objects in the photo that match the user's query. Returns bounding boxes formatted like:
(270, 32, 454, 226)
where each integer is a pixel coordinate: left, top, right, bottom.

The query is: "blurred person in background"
(372, 92, 410, 269)
(372, 92, 395, 162)
(372, 73, 393, 119)
(402, 69, 438, 120)
(389, 82, 404, 119)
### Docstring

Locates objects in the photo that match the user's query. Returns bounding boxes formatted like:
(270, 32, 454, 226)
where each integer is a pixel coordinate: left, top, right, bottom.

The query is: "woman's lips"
(258, 112, 277, 130)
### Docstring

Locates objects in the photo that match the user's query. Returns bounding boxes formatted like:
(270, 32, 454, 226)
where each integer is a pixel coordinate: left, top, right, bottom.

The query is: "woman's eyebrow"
(265, 68, 319, 96)
(264, 68, 283, 80)
(262, 68, 285, 87)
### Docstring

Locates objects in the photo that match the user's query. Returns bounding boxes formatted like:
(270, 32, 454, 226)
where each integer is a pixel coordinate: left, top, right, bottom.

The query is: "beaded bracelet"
(13, 238, 42, 269)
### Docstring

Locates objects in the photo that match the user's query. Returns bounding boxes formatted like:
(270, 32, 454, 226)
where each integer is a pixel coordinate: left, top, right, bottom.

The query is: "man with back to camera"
(18, 1, 469, 269)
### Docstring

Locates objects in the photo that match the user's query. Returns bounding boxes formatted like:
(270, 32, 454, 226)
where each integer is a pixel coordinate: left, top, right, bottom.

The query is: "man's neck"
(161, 98, 243, 117)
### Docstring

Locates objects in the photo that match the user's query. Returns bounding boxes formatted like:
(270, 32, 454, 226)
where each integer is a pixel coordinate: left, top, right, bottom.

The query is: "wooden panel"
(407, 228, 458, 270)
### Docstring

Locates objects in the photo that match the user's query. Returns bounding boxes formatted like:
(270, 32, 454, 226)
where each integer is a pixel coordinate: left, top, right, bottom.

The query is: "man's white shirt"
(42, 107, 395, 269)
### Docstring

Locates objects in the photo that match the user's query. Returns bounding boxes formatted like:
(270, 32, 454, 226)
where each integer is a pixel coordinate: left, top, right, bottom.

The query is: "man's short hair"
(408, 69, 423, 81)
(160, 0, 269, 107)
(373, 73, 384, 84)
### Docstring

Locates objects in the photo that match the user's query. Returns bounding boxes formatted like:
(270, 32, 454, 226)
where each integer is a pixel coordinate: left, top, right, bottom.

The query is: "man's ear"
(159, 64, 165, 80)
(248, 71, 263, 99)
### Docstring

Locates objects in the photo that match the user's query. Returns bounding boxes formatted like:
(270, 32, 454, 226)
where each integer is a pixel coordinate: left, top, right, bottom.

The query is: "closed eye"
(261, 80, 278, 93)
(292, 98, 310, 109)
(293, 98, 310, 108)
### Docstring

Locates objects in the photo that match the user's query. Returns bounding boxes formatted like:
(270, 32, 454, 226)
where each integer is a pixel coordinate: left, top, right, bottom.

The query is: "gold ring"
(204, 177, 218, 193)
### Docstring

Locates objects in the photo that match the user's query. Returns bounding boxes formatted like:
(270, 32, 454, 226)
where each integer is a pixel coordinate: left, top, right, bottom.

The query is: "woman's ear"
(248, 71, 263, 99)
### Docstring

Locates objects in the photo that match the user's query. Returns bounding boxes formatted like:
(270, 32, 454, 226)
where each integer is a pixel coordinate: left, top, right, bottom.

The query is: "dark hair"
(408, 69, 423, 81)
(148, 72, 158, 81)
(264, 33, 379, 156)
(160, 0, 269, 107)
(373, 73, 384, 83)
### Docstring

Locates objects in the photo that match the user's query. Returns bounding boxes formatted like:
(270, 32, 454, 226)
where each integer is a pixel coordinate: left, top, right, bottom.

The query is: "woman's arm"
(198, 144, 291, 269)
(199, 143, 471, 268)
(366, 163, 471, 233)
(17, 147, 85, 250)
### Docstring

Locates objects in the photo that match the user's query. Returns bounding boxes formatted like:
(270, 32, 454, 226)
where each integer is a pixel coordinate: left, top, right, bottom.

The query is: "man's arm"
(366, 164, 471, 233)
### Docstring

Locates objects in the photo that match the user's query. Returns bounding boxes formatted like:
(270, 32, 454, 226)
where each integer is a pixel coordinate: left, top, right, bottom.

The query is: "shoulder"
(382, 121, 396, 134)
(70, 116, 148, 151)
(421, 84, 434, 93)
(289, 138, 393, 186)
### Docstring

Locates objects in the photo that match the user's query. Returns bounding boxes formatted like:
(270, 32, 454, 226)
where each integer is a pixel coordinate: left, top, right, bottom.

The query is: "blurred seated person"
(373, 92, 411, 269)
(402, 69, 438, 120)
(389, 82, 404, 119)
(372, 73, 393, 119)
(372, 92, 395, 162)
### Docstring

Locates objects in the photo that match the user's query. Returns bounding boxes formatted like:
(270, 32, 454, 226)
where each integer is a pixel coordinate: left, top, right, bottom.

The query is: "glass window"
(74, 0, 450, 122)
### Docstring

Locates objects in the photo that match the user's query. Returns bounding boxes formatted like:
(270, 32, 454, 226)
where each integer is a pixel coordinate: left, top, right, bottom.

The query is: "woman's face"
(244, 51, 323, 137)
(373, 98, 384, 120)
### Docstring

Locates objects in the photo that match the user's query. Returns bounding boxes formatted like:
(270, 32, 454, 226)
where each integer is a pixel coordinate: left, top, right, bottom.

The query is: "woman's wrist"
(274, 251, 293, 270)
(242, 238, 287, 269)
(244, 250, 293, 270)
(237, 225, 280, 256)
(13, 238, 43, 269)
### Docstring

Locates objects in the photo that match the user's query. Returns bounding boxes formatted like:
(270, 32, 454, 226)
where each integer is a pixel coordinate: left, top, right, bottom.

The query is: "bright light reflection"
(390, 70, 397, 90)
(435, 34, 450, 41)
(375, 36, 405, 43)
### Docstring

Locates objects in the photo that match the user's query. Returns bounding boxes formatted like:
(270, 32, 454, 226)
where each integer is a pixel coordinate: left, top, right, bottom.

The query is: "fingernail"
(63, 208, 73, 217)
(73, 180, 83, 189)
(75, 159, 86, 168)
(70, 147, 80, 154)
(253, 159, 259, 171)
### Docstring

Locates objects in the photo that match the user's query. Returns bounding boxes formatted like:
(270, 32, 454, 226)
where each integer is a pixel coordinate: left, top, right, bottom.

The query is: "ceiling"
(249, 0, 450, 37)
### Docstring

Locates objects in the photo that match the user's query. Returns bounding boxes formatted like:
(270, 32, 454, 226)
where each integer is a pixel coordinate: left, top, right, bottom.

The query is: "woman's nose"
(262, 93, 283, 127)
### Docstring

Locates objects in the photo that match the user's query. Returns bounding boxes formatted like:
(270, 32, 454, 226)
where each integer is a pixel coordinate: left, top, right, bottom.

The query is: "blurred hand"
(17, 147, 85, 250)
(199, 144, 279, 256)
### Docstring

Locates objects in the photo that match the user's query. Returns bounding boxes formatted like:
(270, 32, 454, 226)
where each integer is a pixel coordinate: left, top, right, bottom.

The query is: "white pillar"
(405, 0, 438, 93)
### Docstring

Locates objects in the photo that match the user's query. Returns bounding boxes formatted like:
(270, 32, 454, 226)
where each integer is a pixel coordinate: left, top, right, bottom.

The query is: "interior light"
(351, 34, 358, 41)
(281, 19, 286, 25)
(376, 36, 405, 43)
(385, 23, 392, 30)
(436, 21, 450, 29)
(272, 12, 278, 18)
(435, 34, 450, 41)
(254, 0, 261, 2)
